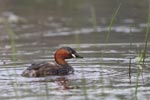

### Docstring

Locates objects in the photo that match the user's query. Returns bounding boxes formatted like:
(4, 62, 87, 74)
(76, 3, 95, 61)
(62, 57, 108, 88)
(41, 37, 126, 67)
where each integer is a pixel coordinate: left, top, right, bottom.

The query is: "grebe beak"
(72, 53, 83, 58)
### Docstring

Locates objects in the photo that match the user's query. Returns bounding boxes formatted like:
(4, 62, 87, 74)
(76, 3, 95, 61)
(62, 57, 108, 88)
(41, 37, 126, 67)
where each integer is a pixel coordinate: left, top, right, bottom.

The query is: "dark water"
(0, 0, 150, 100)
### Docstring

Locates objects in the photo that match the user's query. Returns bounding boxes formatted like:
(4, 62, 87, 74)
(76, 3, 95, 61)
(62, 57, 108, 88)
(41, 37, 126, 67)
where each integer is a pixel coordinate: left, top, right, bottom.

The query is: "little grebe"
(22, 47, 83, 77)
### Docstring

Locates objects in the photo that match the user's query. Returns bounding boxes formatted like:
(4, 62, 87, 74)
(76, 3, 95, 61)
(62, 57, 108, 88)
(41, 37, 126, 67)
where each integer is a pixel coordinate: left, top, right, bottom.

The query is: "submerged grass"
(3, 20, 19, 100)
(90, 5, 97, 31)
(105, 3, 121, 43)
(100, 2, 121, 76)
(129, 27, 133, 81)
(100, 2, 121, 63)
(134, 0, 150, 99)
(81, 70, 88, 100)
(88, 2, 122, 98)
(142, 0, 150, 63)
(75, 35, 88, 99)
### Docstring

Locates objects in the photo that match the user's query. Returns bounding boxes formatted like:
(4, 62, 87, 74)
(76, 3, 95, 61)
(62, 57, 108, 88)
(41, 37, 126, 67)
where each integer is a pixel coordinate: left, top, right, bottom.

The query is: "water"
(0, 0, 150, 100)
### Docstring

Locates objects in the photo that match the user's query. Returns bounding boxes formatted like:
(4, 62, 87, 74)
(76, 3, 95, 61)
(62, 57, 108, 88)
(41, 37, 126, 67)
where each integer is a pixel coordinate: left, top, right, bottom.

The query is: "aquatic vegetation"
(3, 19, 19, 100)
(142, 0, 150, 63)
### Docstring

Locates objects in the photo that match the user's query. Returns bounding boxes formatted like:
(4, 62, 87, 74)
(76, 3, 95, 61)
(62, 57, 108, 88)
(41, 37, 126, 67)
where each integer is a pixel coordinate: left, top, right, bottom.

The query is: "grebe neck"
(55, 57, 69, 65)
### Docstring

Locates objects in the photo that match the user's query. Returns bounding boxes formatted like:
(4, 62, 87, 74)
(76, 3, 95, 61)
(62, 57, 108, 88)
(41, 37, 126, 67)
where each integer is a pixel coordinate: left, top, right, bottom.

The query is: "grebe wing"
(27, 61, 50, 70)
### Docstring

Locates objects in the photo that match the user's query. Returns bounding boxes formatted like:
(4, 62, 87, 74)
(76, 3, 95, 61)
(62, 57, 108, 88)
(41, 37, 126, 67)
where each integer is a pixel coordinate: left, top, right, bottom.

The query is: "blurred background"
(0, 0, 149, 44)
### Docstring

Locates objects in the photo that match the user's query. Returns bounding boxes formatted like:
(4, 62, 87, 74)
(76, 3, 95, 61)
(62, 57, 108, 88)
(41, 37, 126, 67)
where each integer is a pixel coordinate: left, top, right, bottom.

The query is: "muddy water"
(0, 0, 150, 100)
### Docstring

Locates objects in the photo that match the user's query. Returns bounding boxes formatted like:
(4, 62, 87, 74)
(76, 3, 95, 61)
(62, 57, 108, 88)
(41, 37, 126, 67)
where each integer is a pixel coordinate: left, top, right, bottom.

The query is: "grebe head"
(55, 47, 83, 59)
(54, 47, 83, 65)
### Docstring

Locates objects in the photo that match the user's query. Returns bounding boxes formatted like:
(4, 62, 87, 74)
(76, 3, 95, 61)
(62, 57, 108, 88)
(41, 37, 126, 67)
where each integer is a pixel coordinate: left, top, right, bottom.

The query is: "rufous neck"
(55, 58, 68, 65)
(54, 54, 68, 65)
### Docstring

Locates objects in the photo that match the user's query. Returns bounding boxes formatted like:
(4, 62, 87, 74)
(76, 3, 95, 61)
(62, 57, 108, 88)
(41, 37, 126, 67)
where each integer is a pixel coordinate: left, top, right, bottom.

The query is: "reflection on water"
(0, 0, 150, 100)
